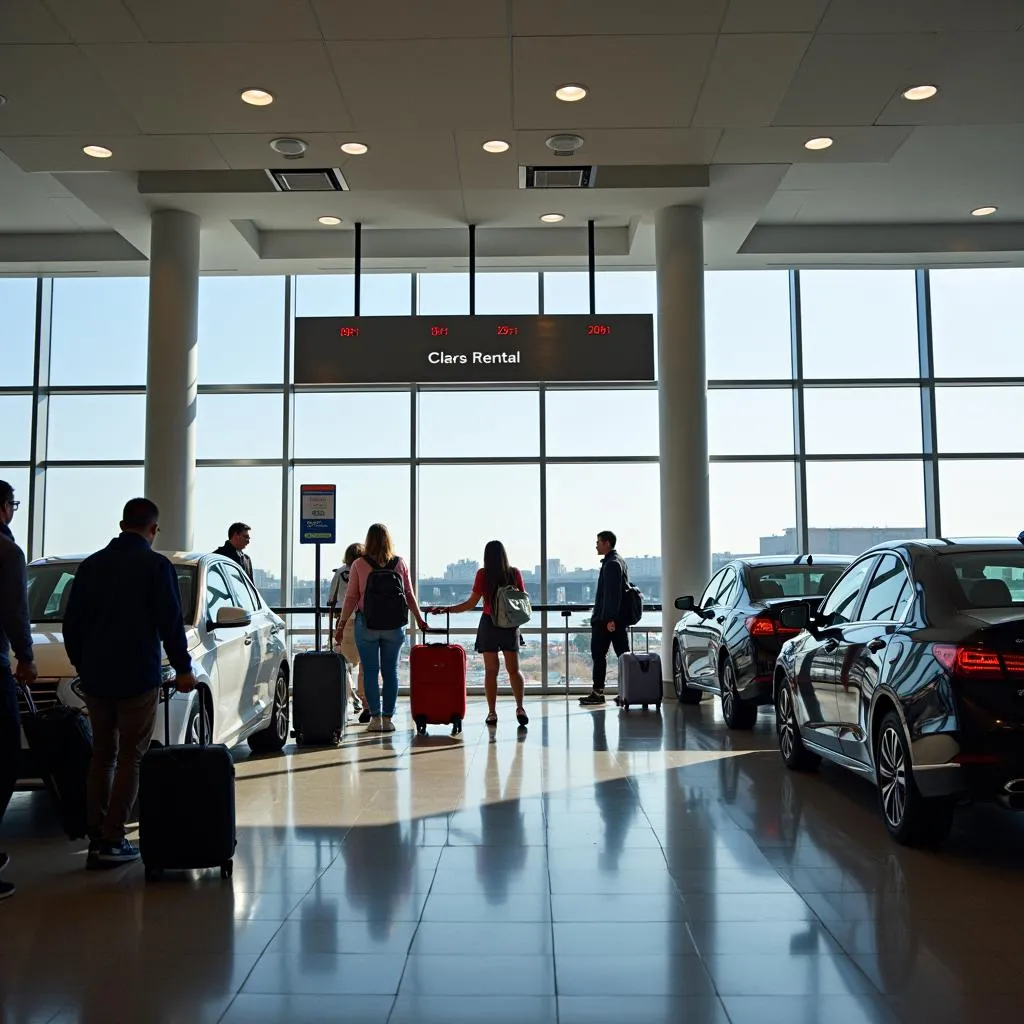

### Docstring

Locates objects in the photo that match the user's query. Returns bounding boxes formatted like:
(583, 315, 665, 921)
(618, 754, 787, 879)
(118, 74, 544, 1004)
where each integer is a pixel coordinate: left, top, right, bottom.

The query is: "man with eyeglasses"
(0, 481, 37, 900)
(215, 522, 253, 581)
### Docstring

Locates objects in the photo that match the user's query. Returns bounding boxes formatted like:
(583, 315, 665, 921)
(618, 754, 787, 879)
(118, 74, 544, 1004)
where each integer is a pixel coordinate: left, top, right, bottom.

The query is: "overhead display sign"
(299, 484, 336, 545)
(293, 314, 655, 385)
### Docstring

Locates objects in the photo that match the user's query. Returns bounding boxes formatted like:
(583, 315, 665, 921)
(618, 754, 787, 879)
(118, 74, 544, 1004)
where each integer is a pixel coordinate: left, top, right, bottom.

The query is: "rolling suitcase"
(410, 614, 467, 736)
(19, 685, 91, 840)
(291, 650, 347, 747)
(139, 688, 236, 881)
(617, 633, 663, 712)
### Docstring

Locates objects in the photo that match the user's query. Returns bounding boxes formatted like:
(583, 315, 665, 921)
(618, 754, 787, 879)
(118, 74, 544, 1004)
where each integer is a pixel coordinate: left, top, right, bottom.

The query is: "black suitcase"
(139, 689, 236, 881)
(291, 651, 347, 747)
(19, 685, 91, 840)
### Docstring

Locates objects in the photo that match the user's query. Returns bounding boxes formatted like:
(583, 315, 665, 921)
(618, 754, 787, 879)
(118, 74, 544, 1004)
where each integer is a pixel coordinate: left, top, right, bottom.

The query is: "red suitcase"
(410, 614, 467, 736)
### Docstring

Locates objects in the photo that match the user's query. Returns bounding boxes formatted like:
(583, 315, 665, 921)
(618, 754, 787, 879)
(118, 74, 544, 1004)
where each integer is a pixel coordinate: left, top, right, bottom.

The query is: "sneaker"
(0, 879, 14, 901)
(579, 691, 606, 706)
(366, 715, 384, 732)
(0, 851, 9, 874)
(382, 716, 396, 733)
(86, 840, 103, 871)
(97, 839, 140, 866)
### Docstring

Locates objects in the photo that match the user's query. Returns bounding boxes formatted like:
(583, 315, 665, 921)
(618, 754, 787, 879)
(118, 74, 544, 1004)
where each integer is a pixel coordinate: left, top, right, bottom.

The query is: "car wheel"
(673, 643, 702, 705)
(776, 679, 820, 771)
(185, 698, 211, 746)
(720, 658, 756, 730)
(248, 668, 290, 754)
(875, 711, 955, 847)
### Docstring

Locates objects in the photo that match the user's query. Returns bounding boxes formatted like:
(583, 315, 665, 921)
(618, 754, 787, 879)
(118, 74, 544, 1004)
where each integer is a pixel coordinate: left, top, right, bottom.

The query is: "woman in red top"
(433, 540, 528, 728)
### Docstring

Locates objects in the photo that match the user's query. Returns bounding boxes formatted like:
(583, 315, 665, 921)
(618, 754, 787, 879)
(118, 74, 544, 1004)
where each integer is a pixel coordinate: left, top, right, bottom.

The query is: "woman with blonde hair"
(336, 523, 427, 732)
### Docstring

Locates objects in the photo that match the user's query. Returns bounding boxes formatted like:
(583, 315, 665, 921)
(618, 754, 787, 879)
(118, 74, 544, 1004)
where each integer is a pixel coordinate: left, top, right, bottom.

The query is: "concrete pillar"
(655, 205, 710, 682)
(144, 209, 200, 551)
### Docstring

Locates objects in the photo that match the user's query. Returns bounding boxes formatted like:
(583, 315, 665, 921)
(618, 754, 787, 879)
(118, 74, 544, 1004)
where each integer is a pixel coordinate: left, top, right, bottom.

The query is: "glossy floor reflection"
(3, 697, 1024, 1022)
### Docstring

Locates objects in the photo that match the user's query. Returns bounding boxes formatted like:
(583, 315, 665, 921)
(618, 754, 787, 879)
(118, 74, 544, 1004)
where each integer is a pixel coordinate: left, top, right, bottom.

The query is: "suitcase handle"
(628, 628, 651, 654)
(18, 683, 38, 716)
(163, 679, 207, 747)
(422, 611, 451, 645)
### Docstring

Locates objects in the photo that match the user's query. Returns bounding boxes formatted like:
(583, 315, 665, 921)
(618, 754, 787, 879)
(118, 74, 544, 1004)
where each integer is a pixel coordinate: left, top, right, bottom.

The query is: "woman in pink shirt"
(432, 540, 528, 728)
(335, 523, 426, 733)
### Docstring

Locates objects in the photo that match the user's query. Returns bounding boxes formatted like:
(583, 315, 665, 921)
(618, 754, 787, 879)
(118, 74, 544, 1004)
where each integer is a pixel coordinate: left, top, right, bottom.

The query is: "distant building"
(759, 527, 927, 557)
(444, 559, 479, 581)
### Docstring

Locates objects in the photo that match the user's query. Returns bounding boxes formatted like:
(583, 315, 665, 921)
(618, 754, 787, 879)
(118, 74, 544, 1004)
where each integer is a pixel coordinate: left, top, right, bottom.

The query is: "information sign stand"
(299, 484, 337, 652)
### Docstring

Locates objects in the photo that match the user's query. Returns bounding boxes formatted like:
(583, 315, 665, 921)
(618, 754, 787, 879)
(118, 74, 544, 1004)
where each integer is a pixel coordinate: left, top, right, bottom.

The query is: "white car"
(17, 552, 290, 782)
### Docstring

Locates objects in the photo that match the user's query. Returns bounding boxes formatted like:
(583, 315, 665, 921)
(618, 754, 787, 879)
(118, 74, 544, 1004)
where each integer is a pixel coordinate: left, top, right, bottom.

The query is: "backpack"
(622, 581, 644, 626)
(362, 556, 408, 630)
(492, 573, 532, 629)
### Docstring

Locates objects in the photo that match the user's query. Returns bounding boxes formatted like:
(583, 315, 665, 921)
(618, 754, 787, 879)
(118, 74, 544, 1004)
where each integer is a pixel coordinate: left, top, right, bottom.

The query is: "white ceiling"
(0, 0, 1023, 274)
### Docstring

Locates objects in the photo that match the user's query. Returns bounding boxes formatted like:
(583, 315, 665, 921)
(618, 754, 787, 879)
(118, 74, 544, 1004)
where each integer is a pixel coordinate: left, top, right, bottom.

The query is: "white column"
(656, 205, 710, 684)
(144, 209, 200, 551)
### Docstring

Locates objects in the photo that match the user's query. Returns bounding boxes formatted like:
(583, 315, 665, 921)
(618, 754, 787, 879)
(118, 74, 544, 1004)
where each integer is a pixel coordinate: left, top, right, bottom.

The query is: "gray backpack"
(492, 577, 532, 629)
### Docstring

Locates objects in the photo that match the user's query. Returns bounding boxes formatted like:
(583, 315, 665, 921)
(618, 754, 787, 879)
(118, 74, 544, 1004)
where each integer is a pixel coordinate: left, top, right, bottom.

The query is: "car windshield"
(27, 563, 198, 624)
(748, 564, 848, 600)
(940, 550, 1024, 608)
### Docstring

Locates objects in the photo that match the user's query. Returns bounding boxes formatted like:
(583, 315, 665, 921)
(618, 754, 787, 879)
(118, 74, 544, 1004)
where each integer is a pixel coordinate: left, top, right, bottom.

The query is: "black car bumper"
(736, 675, 775, 706)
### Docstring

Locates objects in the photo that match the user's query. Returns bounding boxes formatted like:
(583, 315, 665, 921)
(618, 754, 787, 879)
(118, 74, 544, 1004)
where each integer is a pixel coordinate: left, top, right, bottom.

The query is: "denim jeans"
(0, 664, 20, 828)
(354, 613, 404, 717)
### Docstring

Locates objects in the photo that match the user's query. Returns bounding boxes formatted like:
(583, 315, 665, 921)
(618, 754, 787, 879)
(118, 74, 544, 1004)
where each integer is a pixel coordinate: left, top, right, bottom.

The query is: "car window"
(206, 565, 236, 622)
(716, 568, 739, 608)
(221, 562, 259, 614)
(700, 570, 727, 609)
(941, 550, 1024, 608)
(859, 554, 913, 623)
(819, 558, 875, 626)
(748, 565, 849, 600)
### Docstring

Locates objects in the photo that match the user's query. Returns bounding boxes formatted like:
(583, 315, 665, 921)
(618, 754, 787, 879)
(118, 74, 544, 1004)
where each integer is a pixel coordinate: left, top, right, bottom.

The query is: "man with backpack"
(580, 531, 635, 707)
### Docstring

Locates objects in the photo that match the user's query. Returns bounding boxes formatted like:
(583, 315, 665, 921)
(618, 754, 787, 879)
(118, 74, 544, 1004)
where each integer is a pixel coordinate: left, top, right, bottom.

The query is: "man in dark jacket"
(214, 522, 253, 580)
(0, 481, 36, 900)
(580, 531, 631, 706)
(63, 498, 196, 868)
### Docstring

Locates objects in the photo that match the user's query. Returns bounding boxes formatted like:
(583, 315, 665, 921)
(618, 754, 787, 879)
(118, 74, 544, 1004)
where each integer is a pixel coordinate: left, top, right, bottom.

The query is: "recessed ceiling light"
(482, 139, 510, 154)
(82, 145, 113, 159)
(240, 88, 274, 106)
(318, 216, 342, 226)
(902, 85, 938, 101)
(340, 142, 369, 155)
(804, 136, 834, 151)
(540, 213, 564, 223)
(555, 84, 587, 102)
(971, 206, 997, 217)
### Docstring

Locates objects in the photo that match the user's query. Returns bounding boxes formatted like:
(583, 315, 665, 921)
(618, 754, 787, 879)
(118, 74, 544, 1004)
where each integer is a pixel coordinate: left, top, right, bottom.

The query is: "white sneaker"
(367, 715, 384, 732)
(382, 716, 396, 733)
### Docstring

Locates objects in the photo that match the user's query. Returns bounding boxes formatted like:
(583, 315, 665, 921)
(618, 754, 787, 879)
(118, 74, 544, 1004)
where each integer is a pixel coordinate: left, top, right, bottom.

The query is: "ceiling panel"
(326, 39, 511, 129)
(819, 0, 1024, 33)
(511, 0, 727, 35)
(512, 35, 717, 130)
(516, 127, 721, 165)
(81, 42, 352, 134)
(0, 134, 229, 172)
(0, 45, 141, 135)
(454, 132, 521, 190)
(44, 0, 146, 42)
(714, 126, 911, 163)
(329, 133, 461, 190)
(0, 0, 70, 42)
(312, 0, 508, 39)
(693, 34, 812, 127)
(210, 133, 342, 169)
(721, 0, 828, 33)
(124, 0, 323, 42)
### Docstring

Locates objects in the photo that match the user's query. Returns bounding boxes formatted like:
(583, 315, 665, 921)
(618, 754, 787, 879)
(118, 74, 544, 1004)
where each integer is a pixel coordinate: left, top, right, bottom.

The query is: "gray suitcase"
(618, 644, 663, 712)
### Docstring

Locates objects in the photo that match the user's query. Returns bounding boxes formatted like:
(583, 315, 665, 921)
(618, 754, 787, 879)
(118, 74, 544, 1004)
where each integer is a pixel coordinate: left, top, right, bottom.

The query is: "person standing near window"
(329, 542, 368, 721)
(336, 524, 427, 733)
(432, 540, 529, 728)
(580, 530, 631, 707)
(214, 522, 253, 580)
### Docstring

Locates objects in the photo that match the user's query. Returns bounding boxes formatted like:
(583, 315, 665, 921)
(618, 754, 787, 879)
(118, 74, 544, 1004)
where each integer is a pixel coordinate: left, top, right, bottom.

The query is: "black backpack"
(362, 556, 408, 630)
(622, 581, 644, 626)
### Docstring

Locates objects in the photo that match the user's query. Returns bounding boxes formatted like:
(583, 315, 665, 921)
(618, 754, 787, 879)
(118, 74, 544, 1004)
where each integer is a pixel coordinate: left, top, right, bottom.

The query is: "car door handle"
(866, 638, 886, 653)
(716, 615, 726, 624)
(823, 639, 839, 653)
(244, 636, 253, 646)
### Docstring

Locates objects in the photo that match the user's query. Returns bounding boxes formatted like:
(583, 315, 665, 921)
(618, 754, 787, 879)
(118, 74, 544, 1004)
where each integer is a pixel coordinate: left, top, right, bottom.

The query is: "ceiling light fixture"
(340, 142, 369, 155)
(540, 213, 564, 223)
(318, 216, 342, 226)
(971, 206, 997, 217)
(555, 84, 587, 102)
(804, 136, 834, 151)
(82, 145, 113, 159)
(902, 85, 938, 101)
(241, 88, 274, 106)
(482, 139, 510, 154)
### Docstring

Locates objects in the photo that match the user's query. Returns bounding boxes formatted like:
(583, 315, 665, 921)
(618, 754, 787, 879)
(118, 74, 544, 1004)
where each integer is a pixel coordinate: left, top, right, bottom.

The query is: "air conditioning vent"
(267, 168, 349, 192)
(519, 165, 595, 189)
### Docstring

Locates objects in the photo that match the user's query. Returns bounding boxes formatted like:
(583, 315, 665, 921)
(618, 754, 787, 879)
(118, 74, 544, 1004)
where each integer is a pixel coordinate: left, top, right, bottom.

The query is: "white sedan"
(18, 552, 290, 782)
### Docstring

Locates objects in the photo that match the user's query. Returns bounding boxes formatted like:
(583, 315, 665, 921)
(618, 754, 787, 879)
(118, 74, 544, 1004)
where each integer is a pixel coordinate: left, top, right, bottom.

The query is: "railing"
(269, 603, 664, 696)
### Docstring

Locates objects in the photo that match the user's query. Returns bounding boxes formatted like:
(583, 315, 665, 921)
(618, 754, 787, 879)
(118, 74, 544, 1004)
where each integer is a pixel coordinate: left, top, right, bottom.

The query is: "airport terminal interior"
(3, 2, 1024, 1022)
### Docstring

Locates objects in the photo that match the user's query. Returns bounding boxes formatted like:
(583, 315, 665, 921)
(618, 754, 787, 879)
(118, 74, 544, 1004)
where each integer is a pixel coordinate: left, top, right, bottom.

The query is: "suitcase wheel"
(415, 715, 428, 736)
(622, 703, 630, 711)
(220, 860, 233, 880)
(294, 732, 304, 747)
(331, 729, 342, 746)
(451, 715, 463, 736)
(145, 867, 163, 883)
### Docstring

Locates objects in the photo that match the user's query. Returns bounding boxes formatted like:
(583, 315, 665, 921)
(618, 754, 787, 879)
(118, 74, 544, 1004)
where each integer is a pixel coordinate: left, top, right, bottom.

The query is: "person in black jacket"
(580, 531, 631, 706)
(214, 522, 253, 580)
(0, 481, 37, 900)
(63, 498, 196, 868)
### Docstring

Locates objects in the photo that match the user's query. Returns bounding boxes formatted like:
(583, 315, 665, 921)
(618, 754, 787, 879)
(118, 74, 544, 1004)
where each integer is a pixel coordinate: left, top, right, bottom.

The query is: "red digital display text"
(587, 324, 612, 336)
(496, 324, 520, 336)
(338, 326, 360, 338)
(430, 325, 449, 337)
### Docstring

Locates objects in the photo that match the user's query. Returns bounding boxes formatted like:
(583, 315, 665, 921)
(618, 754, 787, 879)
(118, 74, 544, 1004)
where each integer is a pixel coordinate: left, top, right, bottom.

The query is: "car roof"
(733, 555, 852, 569)
(30, 551, 211, 568)
(865, 538, 1024, 556)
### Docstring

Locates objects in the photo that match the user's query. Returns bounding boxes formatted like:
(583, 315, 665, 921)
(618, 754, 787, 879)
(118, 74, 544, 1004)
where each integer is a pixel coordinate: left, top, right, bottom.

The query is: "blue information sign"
(300, 484, 336, 545)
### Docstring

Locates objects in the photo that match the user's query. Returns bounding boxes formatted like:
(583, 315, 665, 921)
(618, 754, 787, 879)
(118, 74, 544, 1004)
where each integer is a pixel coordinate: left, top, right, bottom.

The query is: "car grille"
(17, 677, 62, 714)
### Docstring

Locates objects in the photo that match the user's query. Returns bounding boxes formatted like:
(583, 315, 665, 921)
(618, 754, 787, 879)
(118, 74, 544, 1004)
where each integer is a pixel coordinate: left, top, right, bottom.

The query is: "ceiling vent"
(519, 165, 595, 189)
(267, 168, 349, 192)
(545, 133, 585, 157)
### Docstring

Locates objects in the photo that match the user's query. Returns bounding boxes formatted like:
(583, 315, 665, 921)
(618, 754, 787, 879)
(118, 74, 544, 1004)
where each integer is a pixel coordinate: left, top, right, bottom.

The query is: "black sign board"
(294, 314, 655, 385)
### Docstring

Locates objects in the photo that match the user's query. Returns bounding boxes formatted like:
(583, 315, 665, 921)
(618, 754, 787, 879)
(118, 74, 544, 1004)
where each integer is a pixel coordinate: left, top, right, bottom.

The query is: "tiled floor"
(3, 696, 1024, 1023)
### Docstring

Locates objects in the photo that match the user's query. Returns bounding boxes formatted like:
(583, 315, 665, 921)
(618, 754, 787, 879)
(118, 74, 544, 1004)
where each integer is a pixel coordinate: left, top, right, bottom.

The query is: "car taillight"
(933, 644, 1024, 679)
(746, 614, 801, 639)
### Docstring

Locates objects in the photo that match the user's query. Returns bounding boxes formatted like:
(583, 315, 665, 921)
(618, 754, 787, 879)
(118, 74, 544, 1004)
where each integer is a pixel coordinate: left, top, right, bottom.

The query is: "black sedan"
(774, 539, 1024, 846)
(671, 555, 851, 729)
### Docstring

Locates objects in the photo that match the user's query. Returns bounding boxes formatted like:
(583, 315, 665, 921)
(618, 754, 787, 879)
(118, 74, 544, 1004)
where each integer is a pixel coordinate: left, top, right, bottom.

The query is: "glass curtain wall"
(3, 268, 1022, 692)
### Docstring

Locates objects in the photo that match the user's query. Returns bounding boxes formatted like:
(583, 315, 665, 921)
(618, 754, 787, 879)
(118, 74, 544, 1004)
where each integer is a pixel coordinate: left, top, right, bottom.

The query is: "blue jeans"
(354, 613, 404, 717)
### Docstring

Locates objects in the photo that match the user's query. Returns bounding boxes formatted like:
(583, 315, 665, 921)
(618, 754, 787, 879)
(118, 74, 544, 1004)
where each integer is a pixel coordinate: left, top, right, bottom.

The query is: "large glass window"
(707, 389, 793, 456)
(0, 469, 31, 549)
(800, 270, 919, 379)
(710, 462, 797, 557)
(418, 274, 469, 315)
(545, 389, 658, 457)
(295, 275, 353, 318)
(198, 277, 286, 385)
(936, 387, 1024, 454)
(47, 395, 146, 461)
(294, 392, 410, 460)
(806, 461, 925, 536)
(938, 461, 1024, 538)
(706, 271, 791, 381)
(0, 396, 33, 462)
(418, 390, 539, 458)
(475, 273, 538, 314)
(803, 387, 922, 456)
(543, 272, 589, 314)
(0, 279, 37, 386)
(197, 394, 283, 460)
(360, 274, 412, 316)
(43, 467, 144, 556)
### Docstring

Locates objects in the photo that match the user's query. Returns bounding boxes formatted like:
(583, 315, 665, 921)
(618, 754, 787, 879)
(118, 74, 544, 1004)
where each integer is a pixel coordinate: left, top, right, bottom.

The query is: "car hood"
(30, 626, 203, 677)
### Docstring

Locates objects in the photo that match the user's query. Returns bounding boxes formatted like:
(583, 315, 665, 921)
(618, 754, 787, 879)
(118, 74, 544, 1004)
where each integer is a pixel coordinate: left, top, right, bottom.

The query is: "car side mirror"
(675, 596, 695, 612)
(211, 606, 251, 629)
(779, 603, 811, 632)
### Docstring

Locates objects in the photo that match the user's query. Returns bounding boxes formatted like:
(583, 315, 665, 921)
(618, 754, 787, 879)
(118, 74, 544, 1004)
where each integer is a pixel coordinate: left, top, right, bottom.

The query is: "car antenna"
(806, 554, 813, 566)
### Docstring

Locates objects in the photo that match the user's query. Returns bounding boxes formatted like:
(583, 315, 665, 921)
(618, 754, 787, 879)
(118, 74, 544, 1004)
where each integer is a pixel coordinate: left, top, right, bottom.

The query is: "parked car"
(671, 556, 852, 728)
(774, 539, 1024, 846)
(17, 552, 290, 784)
